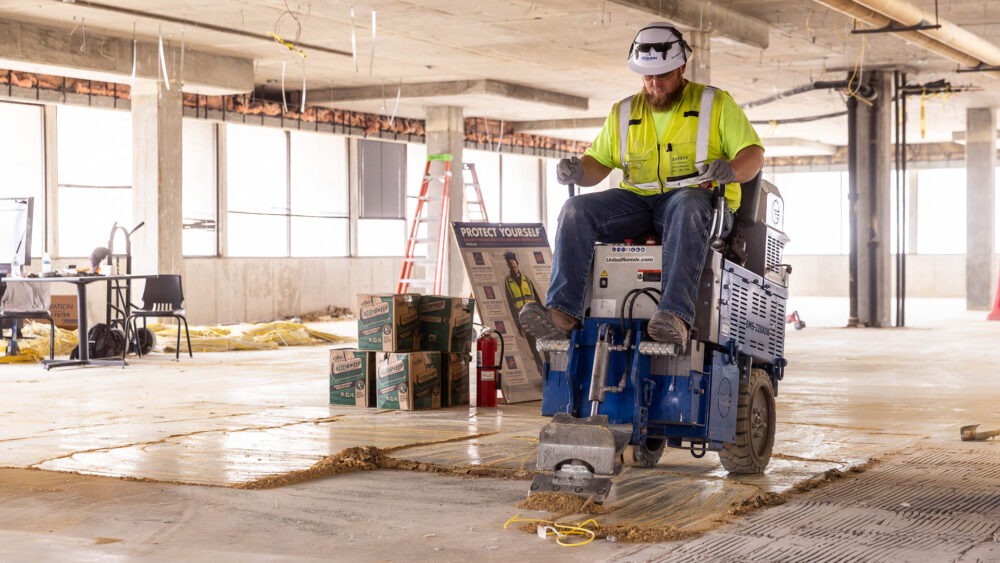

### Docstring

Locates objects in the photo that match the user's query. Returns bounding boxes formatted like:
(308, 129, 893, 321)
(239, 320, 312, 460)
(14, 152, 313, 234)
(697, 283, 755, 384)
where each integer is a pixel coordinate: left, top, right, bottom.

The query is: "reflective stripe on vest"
(618, 86, 717, 186)
(618, 86, 716, 173)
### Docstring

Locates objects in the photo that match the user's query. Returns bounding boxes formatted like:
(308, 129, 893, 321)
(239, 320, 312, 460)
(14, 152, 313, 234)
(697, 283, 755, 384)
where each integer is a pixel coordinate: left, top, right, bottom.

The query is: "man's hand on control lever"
(704, 159, 736, 187)
(556, 156, 585, 186)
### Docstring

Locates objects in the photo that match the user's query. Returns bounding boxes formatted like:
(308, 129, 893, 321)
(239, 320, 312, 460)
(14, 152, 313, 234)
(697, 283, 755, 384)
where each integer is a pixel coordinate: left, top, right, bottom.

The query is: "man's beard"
(645, 82, 686, 112)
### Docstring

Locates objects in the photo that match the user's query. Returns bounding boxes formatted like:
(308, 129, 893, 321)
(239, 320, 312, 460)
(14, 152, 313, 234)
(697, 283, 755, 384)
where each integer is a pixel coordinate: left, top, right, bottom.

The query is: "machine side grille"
(765, 230, 785, 274)
(729, 282, 749, 347)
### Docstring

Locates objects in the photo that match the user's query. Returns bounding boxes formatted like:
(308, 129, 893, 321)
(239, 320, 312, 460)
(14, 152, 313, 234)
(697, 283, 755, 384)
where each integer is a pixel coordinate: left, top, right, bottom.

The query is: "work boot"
(647, 311, 689, 349)
(519, 302, 578, 339)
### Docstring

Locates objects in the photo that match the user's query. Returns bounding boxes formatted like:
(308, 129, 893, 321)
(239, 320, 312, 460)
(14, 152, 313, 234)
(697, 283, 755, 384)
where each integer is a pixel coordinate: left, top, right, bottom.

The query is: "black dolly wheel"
(623, 437, 666, 468)
(719, 368, 776, 474)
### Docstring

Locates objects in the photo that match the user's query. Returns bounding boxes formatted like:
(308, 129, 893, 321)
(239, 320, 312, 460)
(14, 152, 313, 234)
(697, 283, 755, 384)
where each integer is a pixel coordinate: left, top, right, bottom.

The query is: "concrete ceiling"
(1, 0, 999, 148)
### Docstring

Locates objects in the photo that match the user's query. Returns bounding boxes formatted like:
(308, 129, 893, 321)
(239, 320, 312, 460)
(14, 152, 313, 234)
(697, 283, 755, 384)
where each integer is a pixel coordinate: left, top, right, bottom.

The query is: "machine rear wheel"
(623, 437, 665, 468)
(719, 368, 775, 474)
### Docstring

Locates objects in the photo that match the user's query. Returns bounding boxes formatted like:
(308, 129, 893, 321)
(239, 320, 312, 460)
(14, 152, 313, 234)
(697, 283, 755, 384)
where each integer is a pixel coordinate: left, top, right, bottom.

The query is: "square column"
(847, 71, 892, 327)
(131, 81, 184, 277)
(424, 105, 465, 296)
(686, 30, 711, 85)
(965, 108, 997, 310)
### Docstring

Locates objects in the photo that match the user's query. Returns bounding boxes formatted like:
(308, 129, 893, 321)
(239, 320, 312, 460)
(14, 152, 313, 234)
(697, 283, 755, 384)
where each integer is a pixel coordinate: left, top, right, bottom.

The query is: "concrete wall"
(182, 257, 402, 325)
(40, 256, 401, 328)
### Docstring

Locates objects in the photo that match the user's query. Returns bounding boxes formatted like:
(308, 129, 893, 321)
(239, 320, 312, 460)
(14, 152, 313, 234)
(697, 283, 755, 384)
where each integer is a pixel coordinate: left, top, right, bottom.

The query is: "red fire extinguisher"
(476, 328, 504, 407)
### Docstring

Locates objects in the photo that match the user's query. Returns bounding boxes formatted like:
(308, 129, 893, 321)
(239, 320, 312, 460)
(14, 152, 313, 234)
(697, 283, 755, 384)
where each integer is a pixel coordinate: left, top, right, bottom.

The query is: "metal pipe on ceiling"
(813, 0, 980, 68)
(851, 0, 1000, 67)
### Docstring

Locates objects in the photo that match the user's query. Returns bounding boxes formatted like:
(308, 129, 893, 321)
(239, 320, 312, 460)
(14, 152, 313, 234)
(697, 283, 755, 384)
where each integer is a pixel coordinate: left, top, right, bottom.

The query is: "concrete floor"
(1, 298, 999, 560)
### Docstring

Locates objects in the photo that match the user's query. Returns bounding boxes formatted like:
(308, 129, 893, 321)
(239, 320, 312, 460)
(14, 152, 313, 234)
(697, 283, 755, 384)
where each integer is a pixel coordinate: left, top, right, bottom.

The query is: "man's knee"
(557, 195, 592, 226)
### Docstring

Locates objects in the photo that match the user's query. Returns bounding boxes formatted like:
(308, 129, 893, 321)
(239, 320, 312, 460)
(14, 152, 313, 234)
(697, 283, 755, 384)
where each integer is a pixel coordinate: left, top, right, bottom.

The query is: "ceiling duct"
(813, 0, 980, 67)
(850, 0, 1000, 67)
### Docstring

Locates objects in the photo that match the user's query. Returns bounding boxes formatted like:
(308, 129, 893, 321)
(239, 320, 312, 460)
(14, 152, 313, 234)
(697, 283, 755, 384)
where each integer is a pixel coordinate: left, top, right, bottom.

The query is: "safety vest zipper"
(656, 143, 664, 193)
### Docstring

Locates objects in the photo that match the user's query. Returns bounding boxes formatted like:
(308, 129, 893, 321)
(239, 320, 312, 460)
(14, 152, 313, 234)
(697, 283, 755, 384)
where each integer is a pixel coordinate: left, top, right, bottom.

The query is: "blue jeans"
(546, 187, 730, 325)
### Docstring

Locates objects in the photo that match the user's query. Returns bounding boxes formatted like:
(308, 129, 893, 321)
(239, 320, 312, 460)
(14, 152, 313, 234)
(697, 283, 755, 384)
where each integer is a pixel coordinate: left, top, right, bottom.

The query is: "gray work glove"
(556, 157, 584, 185)
(705, 159, 736, 185)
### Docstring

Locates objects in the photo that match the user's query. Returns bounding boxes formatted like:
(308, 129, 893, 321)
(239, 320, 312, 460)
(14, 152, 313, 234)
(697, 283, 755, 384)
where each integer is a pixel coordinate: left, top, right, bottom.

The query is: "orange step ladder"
(397, 154, 452, 294)
(464, 162, 489, 223)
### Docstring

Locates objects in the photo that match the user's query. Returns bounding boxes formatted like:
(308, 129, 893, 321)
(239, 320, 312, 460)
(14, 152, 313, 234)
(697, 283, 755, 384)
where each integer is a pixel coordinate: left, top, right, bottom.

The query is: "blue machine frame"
(540, 255, 787, 455)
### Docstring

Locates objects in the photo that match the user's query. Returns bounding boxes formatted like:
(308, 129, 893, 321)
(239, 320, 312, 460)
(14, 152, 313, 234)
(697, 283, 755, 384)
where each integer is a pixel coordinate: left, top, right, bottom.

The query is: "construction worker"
(520, 22, 764, 348)
(503, 251, 540, 313)
(502, 252, 544, 369)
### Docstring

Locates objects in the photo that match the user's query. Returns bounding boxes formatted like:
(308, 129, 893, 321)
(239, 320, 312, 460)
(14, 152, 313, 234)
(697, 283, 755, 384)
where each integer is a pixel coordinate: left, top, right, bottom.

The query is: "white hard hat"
(627, 23, 691, 76)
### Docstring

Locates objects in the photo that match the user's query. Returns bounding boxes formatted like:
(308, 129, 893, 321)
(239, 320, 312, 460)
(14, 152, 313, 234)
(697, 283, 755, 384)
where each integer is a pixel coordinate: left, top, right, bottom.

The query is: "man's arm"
(578, 155, 613, 187)
(728, 145, 764, 183)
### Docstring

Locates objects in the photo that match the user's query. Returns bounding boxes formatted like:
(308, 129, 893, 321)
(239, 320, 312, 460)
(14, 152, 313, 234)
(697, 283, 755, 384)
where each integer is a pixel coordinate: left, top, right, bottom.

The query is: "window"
(771, 171, 848, 255)
(501, 153, 541, 223)
(0, 102, 44, 258)
(226, 124, 350, 257)
(226, 124, 287, 257)
(57, 105, 133, 257)
(356, 140, 406, 256)
(290, 131, 349, 257)
(916, 168, 966, 254)
(182, 119, 217, 256)
(545, 158, 567, 247)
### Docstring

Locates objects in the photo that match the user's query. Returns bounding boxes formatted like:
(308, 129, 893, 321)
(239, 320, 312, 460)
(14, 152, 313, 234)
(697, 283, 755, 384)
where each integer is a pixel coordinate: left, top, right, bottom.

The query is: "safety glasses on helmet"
(628, 40, 682, 60)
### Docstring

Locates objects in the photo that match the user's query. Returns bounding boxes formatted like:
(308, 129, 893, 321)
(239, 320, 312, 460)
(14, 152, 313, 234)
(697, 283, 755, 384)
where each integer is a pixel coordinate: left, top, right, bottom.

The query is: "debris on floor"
(517, 492, 612, 515)
(0, 322, 78, 363)
(150, 320, 353, 353)
(293, 305, 354, 323)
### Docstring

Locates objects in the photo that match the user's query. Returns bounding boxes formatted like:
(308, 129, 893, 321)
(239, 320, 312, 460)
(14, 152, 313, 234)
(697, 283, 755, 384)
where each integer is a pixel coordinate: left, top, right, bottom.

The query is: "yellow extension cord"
(504, 514, 599, 547)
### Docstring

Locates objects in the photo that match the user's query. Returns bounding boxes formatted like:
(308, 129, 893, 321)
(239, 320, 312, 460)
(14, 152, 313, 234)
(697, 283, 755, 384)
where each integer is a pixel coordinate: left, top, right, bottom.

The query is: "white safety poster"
(452, 222, 551, 403)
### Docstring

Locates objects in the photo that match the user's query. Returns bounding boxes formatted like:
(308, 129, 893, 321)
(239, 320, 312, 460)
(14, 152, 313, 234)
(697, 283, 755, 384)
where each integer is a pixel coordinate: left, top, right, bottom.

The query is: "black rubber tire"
(624, 437, 666, 468)
(128, 327, 156, 355)
(719, 368, 775, 474)
(136, 327, 156, 355)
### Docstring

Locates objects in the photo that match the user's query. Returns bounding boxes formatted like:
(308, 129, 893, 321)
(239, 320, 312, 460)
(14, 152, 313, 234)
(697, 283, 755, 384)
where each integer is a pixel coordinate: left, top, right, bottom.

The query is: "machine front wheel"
(623, 437, 666, 468)
(719, 368, 775, 474)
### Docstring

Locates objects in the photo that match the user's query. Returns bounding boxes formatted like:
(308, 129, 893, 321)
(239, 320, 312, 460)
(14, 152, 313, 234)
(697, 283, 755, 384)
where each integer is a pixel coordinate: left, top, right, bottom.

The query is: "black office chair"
(123, 275, 193, 361)
(0, 276, 55, 360)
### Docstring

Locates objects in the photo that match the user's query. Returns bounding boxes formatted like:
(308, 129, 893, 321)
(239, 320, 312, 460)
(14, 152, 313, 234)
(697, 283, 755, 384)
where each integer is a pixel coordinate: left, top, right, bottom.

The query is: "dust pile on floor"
(236, 445, 533, 490)
(517, 492, 611, 514)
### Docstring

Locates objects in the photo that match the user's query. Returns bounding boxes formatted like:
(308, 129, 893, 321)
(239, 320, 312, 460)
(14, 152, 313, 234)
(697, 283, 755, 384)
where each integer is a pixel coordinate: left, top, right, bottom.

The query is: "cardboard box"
(49, 295, 78, 329)
(441, 353, 471, 407)
(329, 349, 374, 407)
(418, 296, 475, 353)
(375, 352, 441, 410)
(357, 294, 420, 351)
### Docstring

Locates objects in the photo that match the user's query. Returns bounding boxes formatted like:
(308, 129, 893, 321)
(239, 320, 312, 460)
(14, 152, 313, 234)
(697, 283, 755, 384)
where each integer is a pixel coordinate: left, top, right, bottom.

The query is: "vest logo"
(360, 301, 391, 320)
(746, 319, 770, 336)
(333, 358, 363, 373)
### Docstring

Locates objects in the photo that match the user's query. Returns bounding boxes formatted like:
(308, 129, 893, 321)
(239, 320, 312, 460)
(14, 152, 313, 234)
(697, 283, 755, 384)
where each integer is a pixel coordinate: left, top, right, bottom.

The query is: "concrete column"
(424, 105, 465, 296)
(906, 169, 918, 255)
(131, 80, 183, 277)
(42, 105, 59, 257)
(847, 71, 892, 327)
(686, 30, 711, 84)
(965, 107, 997, 310)
(215, 123, 228, 257)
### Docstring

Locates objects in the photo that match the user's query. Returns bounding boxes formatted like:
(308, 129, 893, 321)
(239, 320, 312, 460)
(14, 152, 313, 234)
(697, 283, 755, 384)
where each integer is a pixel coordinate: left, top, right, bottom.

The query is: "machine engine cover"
(719, 262, 788, 364)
